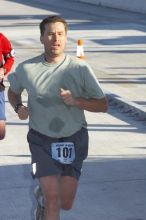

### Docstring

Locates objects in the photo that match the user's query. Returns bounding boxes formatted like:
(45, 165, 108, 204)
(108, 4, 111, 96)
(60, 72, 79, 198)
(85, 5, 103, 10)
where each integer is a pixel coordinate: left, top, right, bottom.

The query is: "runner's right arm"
(8, 88, 29, 120)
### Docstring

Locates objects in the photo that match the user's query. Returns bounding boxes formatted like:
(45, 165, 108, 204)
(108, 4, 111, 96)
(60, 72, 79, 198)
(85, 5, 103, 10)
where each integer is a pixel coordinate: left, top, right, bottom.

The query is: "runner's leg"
(39, 175, 61, 220)
(34, 176, 78, 210)
(60, 176, 78, 210)
(0, 121, 5, 140)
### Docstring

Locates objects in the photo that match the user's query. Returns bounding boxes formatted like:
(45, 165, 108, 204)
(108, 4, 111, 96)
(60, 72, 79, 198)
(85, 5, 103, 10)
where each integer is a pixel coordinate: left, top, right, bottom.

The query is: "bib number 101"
(51, 142, 75, 164)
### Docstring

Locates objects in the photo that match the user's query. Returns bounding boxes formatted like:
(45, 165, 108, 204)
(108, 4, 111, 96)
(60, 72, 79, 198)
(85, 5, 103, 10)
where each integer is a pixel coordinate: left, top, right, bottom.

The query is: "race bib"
(51, 142, 75, 164)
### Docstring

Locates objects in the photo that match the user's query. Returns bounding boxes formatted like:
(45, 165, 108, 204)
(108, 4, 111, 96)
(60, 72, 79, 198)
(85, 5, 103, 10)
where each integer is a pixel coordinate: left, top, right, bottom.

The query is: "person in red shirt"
(0, 33, 15, 139)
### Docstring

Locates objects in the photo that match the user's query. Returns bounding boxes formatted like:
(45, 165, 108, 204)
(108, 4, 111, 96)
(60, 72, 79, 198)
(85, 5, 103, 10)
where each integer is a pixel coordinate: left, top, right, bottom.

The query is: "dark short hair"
(39, 15, 68, 36)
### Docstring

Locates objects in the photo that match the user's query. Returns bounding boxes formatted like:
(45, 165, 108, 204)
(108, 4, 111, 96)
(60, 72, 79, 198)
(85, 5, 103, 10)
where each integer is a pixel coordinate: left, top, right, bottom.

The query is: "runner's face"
(41, 22, 67, 58)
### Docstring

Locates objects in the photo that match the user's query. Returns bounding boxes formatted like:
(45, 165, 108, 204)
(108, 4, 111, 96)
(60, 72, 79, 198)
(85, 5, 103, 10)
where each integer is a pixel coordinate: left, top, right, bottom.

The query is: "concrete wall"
(75, 0, 146, 14)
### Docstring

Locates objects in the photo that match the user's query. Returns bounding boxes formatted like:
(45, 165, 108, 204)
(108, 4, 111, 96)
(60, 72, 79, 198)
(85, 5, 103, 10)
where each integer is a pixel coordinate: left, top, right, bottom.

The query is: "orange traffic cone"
(76, 39, 85, 59)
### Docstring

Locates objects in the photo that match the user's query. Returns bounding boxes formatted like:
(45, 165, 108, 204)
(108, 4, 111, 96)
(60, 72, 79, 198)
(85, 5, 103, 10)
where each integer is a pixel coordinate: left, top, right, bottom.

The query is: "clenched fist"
(60, 88, 76, 106)
(17, 105, 29, 120)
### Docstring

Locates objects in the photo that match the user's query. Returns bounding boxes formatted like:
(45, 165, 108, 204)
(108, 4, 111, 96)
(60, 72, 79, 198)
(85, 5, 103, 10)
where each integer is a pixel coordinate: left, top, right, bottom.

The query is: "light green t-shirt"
(8, 54, 105, 138)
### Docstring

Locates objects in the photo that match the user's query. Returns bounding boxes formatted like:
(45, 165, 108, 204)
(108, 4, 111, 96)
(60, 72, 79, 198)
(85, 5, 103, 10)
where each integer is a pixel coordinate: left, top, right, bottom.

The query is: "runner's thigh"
(60, 176, 78, 209)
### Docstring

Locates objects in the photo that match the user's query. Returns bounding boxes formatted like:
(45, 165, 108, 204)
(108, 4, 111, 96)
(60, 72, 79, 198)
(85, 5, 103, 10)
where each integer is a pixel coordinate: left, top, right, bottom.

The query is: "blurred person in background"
(0, 32, 14, 140)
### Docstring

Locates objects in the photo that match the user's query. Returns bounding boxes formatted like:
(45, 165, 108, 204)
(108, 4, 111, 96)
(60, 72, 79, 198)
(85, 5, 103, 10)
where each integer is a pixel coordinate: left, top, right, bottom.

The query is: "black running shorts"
(27, 127, 89, 180)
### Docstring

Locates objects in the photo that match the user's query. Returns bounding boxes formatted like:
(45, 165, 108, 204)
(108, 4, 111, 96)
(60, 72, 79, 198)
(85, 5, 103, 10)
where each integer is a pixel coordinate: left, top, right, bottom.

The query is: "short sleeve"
(80, 63, 105, 99)
(8, 65, 24, 94)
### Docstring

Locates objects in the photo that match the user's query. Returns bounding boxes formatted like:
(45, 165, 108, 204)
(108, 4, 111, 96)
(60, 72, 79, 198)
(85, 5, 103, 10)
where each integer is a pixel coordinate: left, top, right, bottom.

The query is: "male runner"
(8, 15, 108, 220)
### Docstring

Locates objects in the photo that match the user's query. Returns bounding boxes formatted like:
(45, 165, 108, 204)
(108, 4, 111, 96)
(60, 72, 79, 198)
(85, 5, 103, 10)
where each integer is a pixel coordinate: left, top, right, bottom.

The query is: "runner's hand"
(60, 88, 76, 106)
(17, 105, 29, 120)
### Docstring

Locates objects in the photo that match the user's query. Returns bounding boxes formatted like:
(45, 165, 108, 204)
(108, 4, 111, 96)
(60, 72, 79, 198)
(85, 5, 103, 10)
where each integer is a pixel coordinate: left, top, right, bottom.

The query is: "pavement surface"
(0, 0, 146, 220)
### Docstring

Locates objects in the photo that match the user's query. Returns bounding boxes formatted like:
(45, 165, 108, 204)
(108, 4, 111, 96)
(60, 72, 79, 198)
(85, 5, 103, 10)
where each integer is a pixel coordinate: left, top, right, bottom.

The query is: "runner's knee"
(0, 121, 5, 140)
(61, 200, 73, 210)
(44, 190, 59, 205)
(0, 130, 5, 140)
